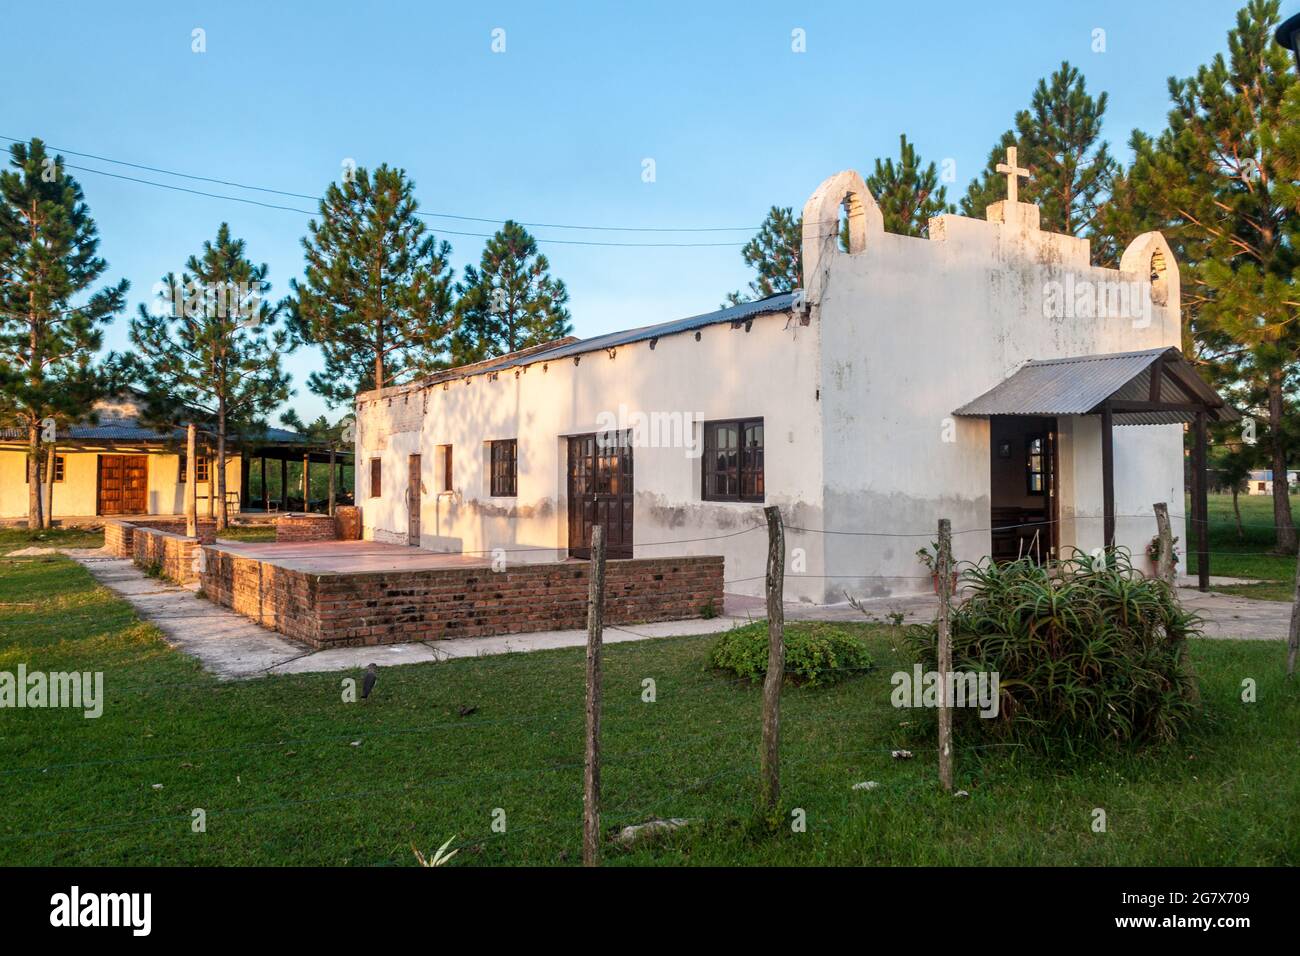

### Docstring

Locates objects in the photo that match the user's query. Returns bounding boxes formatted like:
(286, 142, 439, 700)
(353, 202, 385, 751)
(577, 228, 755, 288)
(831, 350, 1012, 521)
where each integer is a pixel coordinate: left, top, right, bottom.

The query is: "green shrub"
(906, 550, 1201, 752)
(709, 622, 873, 687)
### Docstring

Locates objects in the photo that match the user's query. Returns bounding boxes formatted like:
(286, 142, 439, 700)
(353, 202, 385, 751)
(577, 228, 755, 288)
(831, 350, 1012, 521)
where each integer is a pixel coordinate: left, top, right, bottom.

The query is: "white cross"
(995, 146, 1030, 204)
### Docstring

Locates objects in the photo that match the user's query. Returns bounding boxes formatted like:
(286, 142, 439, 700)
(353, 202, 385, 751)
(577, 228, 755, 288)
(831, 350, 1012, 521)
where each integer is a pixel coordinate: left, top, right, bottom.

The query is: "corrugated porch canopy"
(953, 347, 1238, 425)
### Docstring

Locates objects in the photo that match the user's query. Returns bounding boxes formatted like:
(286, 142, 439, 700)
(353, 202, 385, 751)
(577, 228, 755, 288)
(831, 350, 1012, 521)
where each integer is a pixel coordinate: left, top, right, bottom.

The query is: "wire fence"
(2, 498, 1293, 865)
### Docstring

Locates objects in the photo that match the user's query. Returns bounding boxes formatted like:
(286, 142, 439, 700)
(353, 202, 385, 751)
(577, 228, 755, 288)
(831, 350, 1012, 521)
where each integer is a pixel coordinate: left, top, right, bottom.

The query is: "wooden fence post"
(936, 518, 954, 792)
(583, 525, 606, 866)
(1287, 547, 1300, 678)
(760, 505, 785, 814)
(1153, 502, 1174, 587)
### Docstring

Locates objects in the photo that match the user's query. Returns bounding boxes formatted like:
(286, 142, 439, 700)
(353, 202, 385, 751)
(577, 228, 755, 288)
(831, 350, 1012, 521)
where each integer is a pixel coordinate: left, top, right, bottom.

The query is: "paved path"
(725, 583, 1291, 640)
(66, 551, 1290, 681)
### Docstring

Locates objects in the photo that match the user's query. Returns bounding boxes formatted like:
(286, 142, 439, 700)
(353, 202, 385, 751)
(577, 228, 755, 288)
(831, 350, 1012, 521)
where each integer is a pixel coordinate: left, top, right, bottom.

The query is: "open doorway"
(989, 417, 1057, 563)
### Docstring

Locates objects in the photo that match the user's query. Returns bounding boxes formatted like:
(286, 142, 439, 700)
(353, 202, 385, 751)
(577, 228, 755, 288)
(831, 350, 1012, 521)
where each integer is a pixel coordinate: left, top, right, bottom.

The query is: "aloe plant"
(907, 549, 1201, 753)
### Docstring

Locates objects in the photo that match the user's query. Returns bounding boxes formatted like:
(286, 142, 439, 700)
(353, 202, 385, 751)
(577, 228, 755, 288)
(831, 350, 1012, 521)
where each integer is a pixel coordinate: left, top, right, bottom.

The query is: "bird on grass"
(457, 705, 478, 718)
(362, 663, 378, 701)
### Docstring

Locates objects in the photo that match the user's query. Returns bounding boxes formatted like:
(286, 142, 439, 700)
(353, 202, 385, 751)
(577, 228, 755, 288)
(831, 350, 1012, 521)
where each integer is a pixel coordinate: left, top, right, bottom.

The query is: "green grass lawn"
(1185, 493, 1298, 601)
(214, 525, 276, 543)
(0, 526, 104, 555)
(1, 555, 1296, 866)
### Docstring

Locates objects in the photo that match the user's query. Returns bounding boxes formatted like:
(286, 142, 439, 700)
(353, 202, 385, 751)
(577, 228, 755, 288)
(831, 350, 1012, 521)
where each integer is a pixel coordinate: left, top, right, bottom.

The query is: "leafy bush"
(710, 622, 873, 687)
(907, 550, 1201, 752)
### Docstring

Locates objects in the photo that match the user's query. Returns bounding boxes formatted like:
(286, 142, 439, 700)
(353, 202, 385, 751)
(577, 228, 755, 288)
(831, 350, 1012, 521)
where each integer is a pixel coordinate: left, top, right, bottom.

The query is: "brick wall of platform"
(199, 549, 724, 648)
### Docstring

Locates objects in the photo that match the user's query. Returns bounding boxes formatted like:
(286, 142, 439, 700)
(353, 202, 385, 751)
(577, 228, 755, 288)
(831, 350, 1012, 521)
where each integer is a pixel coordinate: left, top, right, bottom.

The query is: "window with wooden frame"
(194, 456, 210, 483)
(178, 453, 195, 483)
(1026, 434, 1046, 496)
(702, 418, 764, 502)
(490, 439, 517, 497)
(25, 455, 65, 483)
(369, 458, 382, 498)
(437, 444, 453, 492)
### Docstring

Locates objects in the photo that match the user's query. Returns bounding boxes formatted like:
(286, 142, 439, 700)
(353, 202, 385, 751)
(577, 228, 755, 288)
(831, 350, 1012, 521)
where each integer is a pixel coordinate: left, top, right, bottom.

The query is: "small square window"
(25, 455, 65, 483)
(702, 418, 763, 502)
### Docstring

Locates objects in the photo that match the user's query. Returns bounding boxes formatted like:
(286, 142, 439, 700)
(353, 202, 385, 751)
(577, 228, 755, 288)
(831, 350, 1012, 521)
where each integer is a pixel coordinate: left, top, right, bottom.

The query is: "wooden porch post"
(1195, 411, 1210, 592)
(185, 423, 197, 537)
(260, 456, 268, 511)
(1101, 402, 1115, 556)
(303, 453, 311, 511)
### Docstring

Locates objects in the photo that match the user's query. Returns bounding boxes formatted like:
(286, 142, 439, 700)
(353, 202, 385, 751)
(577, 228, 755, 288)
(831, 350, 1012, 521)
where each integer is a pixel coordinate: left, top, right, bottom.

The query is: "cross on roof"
(995, 146, 1030, 204)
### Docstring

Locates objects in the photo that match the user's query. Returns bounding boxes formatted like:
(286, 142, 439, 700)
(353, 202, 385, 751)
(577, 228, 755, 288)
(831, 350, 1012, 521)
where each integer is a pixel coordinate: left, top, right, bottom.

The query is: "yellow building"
(1, 394, 349, 524)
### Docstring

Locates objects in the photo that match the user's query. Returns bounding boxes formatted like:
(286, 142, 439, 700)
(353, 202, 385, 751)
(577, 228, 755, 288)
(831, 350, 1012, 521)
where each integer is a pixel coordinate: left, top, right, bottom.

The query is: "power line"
(0, 134, 758, 241)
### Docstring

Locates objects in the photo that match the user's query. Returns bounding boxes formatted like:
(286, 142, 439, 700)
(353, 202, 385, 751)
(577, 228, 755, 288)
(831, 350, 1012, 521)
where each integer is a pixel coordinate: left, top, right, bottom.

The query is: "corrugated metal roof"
(0, 422, 310, 445)
(954, 347, 1238, 425)
(407, 291, 801, 390)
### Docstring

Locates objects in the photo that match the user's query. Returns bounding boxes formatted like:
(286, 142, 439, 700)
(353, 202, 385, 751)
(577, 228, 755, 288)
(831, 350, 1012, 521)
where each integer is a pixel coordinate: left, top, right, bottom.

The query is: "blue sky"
(1, 0, 1257, 422)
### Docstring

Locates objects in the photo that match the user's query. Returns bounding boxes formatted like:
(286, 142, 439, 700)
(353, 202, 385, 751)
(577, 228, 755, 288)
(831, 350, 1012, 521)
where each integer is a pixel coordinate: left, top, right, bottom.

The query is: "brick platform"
(132, 526, 205, 584)
(275, 513, 338, 543)
(199, 540, 724, 648)
(104, 517, 216, 559)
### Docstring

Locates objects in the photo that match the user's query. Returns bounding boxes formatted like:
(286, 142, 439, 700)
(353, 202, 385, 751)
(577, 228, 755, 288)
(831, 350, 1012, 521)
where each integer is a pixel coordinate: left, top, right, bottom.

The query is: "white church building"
(353, 155, 1235, 603)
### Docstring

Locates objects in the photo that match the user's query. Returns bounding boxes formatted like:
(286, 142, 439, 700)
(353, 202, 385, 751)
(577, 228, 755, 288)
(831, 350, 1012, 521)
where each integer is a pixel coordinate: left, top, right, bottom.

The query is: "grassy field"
(0, 526, 104, 555)
(0, 555, 1296, 866)
(1185, 493, 1297, 601)
(0, 522, 277, 556)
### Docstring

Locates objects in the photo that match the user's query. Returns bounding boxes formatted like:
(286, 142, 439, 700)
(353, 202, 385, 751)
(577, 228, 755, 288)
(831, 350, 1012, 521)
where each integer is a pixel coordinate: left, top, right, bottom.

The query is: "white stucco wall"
(354, 171, 1189, 603)
(806, 175, 1184, 597)
(355, 311, 827, 600)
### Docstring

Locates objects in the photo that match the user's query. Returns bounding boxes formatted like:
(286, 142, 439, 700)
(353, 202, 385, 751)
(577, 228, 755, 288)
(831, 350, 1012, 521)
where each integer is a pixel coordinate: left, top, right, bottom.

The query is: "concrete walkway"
(65, 551, 1289, 681)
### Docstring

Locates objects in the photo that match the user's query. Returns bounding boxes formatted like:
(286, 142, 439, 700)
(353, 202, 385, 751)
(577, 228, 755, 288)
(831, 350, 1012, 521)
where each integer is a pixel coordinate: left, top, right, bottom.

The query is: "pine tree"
(0, 138, 127, 528)
(129, 224, 292, 530)
(864, 134, 953, 238)
(961, 62, 1116, 239)
(1122, 0, 1299, 552)
(724, 206, 803, 306)
(451, 221, 572, 364)
(290, 164, 455, 404)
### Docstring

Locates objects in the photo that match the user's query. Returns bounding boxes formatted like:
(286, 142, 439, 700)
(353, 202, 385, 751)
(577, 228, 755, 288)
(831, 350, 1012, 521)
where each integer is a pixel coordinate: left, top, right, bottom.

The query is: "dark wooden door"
(407, 454, 421, 546)
(98, 455, 148, 515)
(567, 432, 633, 559)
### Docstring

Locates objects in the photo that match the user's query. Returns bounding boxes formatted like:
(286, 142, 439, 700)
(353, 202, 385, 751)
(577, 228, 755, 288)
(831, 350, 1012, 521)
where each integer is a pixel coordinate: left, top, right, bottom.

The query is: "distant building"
(1, 392, 340, 523)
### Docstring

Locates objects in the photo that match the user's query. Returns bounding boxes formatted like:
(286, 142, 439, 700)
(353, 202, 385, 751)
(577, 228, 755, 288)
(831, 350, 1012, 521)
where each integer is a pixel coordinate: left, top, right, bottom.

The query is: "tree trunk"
(328, 445, 337, 516)
(1269, 377, 1297, 553)
(185, 423, 198, 537)
(27, 424, 43, 530)
(43, 442, 57, 528)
